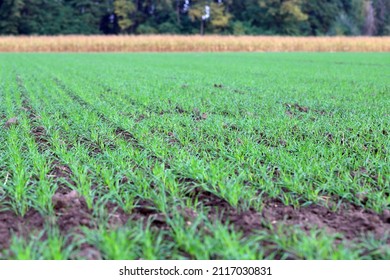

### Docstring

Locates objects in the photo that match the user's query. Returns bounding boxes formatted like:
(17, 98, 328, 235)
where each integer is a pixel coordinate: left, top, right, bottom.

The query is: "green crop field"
(0, 53, 389, 260)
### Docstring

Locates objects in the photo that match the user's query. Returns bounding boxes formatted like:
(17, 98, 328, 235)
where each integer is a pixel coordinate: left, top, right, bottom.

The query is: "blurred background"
(0, 0, 389, 36)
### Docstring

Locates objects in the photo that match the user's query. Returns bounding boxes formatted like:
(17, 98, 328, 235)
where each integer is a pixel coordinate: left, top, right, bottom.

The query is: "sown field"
(0, 35, 390, 52)
(0, 53, 389, 260)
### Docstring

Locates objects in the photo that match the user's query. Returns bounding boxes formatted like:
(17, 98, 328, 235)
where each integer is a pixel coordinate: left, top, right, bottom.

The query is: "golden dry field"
(0, 35, 389, 52)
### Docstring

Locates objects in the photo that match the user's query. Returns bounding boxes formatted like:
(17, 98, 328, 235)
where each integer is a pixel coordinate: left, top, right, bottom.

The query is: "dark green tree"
(0, 0, 385, 36)
(64, 0, 107, 34)
(329, 0, 365, 35)
(0, 0, 24, 34)
(257, 0, 308, 35)
(300, 0, 340, 35)
(18, 0, 65, 34)
(373, 0, 390, 35)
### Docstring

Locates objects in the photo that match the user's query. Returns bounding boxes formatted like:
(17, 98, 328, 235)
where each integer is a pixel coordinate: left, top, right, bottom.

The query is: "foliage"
(0, 0, 389, 35)
(114, 0, 136, 32)
(0, 0, 24, 34)
(300, 0, 341, 35)
(257, 0, 308, 34)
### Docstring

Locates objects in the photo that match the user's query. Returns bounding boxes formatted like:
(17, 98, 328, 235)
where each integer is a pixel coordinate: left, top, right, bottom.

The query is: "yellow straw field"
(0, 35, 389, 52)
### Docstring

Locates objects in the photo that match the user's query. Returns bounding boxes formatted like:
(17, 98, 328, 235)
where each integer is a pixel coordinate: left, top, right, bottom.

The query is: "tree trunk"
(364, 1, 376, 35)
(176, 0, 181, 25)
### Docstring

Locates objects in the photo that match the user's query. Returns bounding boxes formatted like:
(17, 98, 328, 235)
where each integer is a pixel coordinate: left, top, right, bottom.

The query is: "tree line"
(0, 0, 389, 36)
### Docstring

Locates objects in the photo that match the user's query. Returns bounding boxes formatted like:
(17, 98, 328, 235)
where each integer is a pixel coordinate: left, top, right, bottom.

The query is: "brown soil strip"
(0, 209, 44, 251)
(190, 188, 390, 241)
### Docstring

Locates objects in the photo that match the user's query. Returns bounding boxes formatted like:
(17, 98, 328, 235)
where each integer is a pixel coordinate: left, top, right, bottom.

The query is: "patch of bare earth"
(0, 210, 44, 251)
(190, 188, 390, 241)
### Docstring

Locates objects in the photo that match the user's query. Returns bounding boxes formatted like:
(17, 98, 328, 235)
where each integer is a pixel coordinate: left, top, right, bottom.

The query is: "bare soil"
(191, 188, 390, 241)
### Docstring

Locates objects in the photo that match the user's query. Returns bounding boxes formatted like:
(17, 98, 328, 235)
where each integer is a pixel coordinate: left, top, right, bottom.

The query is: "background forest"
(0, 0, 389, 36)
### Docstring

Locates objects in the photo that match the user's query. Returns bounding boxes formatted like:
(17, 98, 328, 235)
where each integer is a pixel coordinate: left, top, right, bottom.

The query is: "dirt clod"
(383, 210, 390, 224)
(120, 176, 129, 184)
(4, 117, 18, 128)
(52, 190, 81, 210)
